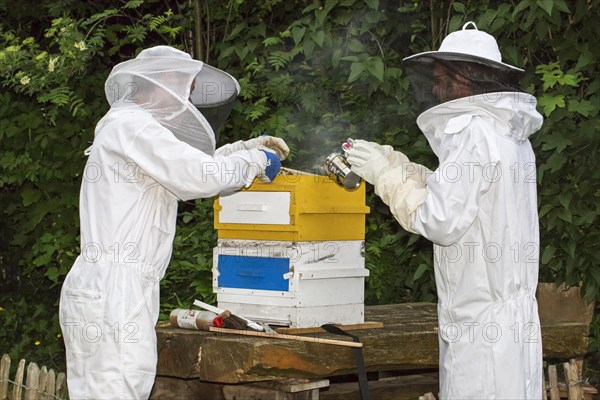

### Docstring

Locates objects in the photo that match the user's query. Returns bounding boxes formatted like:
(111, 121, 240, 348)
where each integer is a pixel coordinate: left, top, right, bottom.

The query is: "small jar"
(169, 308, 221, 330)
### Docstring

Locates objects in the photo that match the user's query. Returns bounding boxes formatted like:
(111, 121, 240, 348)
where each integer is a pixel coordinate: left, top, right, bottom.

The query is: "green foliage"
(159, 198, 218, 320)
(0, 0, 192, 370)
(505, 2, 600, 305)
(0, 287, 64, 375)
(1, 0, 599, 380)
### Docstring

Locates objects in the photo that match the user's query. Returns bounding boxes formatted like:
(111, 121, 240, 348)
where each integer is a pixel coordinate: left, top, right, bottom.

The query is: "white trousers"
(59, 258, 159, 399)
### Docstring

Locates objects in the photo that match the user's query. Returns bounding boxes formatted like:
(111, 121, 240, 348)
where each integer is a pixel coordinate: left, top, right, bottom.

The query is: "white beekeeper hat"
(105, 45, 240, 153)
(401, 21, 525, 112)
(403, 21, 523, 74)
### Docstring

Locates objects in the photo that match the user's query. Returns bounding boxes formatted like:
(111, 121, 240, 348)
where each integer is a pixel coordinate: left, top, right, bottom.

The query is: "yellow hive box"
(214, 174, 370, 241)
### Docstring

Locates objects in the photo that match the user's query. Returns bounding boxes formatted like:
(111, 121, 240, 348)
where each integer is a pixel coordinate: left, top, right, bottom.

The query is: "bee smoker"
(324, 139, 362, 191)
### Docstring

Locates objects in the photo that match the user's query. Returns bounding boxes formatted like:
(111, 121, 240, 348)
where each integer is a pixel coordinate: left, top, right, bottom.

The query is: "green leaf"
(398, 4, 417, 13)
(452, 2, 465, 13)
(565, 242, 576, 258)
(249, 23, 267, 38)
(575, 51, 595, 70)
(364, 0, 378, 10)
(302, 3, 318, 13)
(412, 263, 429, 282)
(545, 152, 567, 173)
(585, 79, 600, 96)
(541, 246, 556, 264)
(331, 48, 343, 68)
(558, 73, 581, 87)
(541, 134, 572, 153)
(448, 15, 463, 33)
(226, 23, 248, 41)
(553, 0, 570, 13)
(539, 204, 553, 218)
(263, 36, 283, 47)
(584, 281, 598, 303)
(33, 252, 52, 267)
(558, 192, 572, 209)
(366, 57, 384, 82)
(315, 9, 329, 26)
(536, 0, 553, 16)
(590, 268, 600, 286)
(324, 0, 339, 10)
(40, 232, 54, 243)
(406, 234, 420, 246)
(502, 46, 521, 67)
(479, 9, 498, 30)
(537, 94, 565, 117)
(291, 26, 306, 45)
(311, 31, 325, 47)
(557, 208, 572, 223)
(302, 40, 315, 58)
(123, 0, 144, 9)
(567, 99, 597, 117)
(574, 211, 597, 226)
(348, 38, 365, 52)
(22, 189, 41, 207)
(512, 1, 530, 17)
(46, 267, 59, 281)
(490, 16, 506, 32)
(348, 62, 365, 83)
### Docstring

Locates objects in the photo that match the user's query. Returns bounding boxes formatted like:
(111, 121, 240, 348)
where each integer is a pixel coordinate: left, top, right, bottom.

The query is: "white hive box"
(213, 239, 368, 327)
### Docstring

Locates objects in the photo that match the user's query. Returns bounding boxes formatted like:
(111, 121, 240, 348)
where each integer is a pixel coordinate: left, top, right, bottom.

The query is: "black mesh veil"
(189, 64, 239, 143)
(402, 53, 525, 113)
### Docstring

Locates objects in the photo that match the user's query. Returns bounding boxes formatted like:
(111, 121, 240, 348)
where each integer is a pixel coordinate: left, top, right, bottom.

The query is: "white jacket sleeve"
(127, 121, 267, 201)
(411, 145, 492, 246)
(373, 145, 433, 232)
(382, 145, 433, 182)
(213, 140, 246, 157)
(375, 164, 429, 234)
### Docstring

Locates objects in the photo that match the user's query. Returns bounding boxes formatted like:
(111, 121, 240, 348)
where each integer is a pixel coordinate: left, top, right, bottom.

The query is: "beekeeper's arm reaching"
(346, 139, 489, 246)
(127, 117, 281, 201)
(215, 135, 290, 160)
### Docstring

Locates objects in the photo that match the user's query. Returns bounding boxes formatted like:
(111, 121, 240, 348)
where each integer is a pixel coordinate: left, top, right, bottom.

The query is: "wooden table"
(150, 284, 594, 399)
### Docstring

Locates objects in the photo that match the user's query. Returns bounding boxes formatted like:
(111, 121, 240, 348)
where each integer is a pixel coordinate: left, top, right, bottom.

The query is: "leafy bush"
(1, 0, 598, 380)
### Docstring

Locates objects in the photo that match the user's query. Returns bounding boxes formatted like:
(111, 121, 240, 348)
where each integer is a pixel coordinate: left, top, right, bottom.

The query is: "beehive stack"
(212, 173, 370, 327)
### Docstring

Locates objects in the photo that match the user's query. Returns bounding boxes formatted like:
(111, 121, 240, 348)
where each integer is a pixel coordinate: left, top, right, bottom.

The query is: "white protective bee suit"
(59, 46, 287, 399)
(347, 23, 544, 399)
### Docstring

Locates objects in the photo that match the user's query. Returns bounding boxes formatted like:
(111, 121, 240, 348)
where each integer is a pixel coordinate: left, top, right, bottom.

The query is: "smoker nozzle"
(324, 152, 362, 191)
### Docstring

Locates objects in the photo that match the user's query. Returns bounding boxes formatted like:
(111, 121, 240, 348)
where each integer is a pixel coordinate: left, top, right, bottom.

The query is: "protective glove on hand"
(257, 150, 281, 183)
(345, 140, 391, 185)
(351, 139, 410, 165)
(243, 135, 290, 160)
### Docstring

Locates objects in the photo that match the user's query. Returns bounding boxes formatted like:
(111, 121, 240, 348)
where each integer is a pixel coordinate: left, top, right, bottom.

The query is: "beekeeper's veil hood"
(104, 45, 240, 154)
(402, 22, 525, 113)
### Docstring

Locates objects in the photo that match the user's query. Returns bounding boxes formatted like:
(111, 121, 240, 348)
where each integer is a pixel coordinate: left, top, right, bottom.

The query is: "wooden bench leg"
(226, 379, 330, 400)
(152, 378, 329, 400)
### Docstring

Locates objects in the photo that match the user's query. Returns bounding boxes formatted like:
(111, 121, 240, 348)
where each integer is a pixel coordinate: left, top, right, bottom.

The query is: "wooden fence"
(0, 354, 67, 400)
(544, 359, 598, 400)
(419, 358, 598, 400)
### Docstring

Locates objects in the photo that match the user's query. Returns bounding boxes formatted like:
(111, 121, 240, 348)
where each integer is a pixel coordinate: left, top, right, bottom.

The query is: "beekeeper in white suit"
(59, 45, 289, 399)
(346, 23, 543, 399)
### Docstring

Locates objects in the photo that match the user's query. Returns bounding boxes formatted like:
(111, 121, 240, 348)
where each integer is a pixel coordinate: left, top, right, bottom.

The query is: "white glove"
(345, 140, 391, 185)
(346, 139, 430, 183)
(242, 135, 290, 160)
